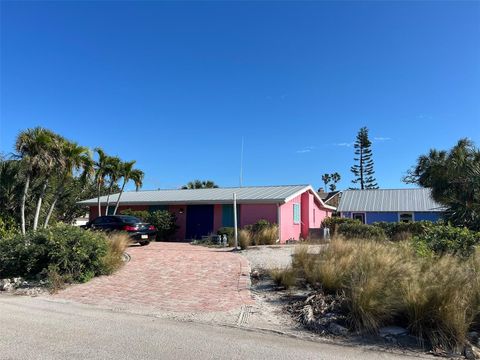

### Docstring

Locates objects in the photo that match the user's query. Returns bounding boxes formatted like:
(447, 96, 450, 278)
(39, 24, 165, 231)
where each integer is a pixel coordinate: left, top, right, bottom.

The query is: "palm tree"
(104, 156, 122, 215)
(43, 140, 93, 228)
(113, 161, 144, 215)
(15, 127, 57, 234)
(181, 180, 218, 189)
(94, 148, 109, 217)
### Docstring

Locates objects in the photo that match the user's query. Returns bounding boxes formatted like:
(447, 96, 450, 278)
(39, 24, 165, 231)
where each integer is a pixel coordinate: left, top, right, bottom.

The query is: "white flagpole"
(233, 192, 238, 249)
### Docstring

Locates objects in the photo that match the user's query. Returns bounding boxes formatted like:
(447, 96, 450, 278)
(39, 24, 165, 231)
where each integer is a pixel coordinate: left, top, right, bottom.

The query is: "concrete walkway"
(52, 243, 252, 313)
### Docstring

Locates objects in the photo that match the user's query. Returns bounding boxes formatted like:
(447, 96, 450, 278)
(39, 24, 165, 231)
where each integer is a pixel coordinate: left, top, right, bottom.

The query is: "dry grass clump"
(101, 232, 131, 274)
(269, 266, 297, 289)
(238, 229, 252, 250)
(292, 237, 480, 350)
(254, 225, 278, 245)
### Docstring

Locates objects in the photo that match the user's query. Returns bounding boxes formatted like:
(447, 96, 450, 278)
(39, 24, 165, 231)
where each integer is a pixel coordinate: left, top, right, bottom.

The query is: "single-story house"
(337, 188, 445, 224)
(79, 185, 335, 243)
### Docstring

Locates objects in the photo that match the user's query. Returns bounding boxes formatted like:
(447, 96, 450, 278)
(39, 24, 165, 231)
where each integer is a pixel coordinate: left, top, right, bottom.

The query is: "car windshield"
(117, 216, 142, 223)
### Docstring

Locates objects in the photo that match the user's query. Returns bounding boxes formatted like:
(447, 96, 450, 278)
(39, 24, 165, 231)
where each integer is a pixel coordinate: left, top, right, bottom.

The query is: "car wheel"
(139, 241, 150, 246)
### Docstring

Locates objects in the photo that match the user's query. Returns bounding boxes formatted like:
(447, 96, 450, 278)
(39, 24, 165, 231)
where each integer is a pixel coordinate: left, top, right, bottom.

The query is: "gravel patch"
(240, 244, 326, 270)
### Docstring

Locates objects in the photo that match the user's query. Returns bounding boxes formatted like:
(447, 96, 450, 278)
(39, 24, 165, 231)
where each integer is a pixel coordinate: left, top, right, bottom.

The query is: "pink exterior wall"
(213, 204, 223, 231)
(168, 205, 187, 241)
(239, 204, 277, 227)
(279, 192, 332, 243)
(280, 195, 302, 242)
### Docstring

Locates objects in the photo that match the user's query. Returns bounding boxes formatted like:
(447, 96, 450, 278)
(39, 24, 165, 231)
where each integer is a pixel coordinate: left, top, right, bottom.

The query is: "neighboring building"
(318, 189, 341, 208)
(337, 188, 445, 224)
(78, 185, 335, 243)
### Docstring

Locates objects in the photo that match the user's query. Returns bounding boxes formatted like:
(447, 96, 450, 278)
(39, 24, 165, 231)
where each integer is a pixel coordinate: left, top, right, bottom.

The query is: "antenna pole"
(240, 137, 244, 187)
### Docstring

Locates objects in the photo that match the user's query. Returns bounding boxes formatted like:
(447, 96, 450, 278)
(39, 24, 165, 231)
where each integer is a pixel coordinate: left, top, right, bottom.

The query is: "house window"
(293, 203, 300, 224)
(399, 213, 414, 223)
(352, 213, 366, 224)
(313, 209, 316, 224)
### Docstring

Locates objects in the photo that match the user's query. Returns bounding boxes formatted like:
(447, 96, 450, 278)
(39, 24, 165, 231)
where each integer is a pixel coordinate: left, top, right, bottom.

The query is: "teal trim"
(222, 204, 239, 227)
(293, 203, 300, 224)
(149, 205, 168, 212)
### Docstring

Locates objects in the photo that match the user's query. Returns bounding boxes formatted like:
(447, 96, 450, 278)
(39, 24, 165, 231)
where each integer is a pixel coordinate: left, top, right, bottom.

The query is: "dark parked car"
(84, 215, 156, 246)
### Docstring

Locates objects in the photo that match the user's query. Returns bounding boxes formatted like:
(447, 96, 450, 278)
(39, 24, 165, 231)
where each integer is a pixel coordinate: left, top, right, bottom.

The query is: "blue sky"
(1, 1, 479, 191)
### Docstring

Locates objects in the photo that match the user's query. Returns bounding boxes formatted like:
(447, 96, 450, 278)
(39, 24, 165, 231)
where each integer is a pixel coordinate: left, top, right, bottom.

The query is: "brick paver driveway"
(53, 243, 253, 313)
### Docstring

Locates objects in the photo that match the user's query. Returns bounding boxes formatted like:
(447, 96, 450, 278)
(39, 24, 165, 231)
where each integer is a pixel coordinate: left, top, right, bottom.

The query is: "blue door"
(186, 205, 214, 239)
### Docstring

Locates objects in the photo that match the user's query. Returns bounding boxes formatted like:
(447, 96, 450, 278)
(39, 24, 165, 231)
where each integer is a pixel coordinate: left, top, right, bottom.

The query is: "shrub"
(0, 215, 18, 239)
(291, 238, 480, 350)
(0, 224, 126, 283)
(337, 223, 386, 240)
(413, 225, 480, 257)
(269, 267, 297, 289)
(321, 217, 360, 236)
(254, 225, 278, 245)
(101, 232, 131, 275)
(373, 221, 435, 240)
(121, 209, 178, 241)
(238, 229, 252, 250)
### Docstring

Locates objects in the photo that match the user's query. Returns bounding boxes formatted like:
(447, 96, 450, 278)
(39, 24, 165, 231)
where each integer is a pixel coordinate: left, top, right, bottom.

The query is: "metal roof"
(337, 188, 445, 212)
(78, 185, 331, 206)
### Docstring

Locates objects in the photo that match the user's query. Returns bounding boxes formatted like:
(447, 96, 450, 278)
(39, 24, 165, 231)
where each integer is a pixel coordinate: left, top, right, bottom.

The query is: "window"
(399, 213, 414, 223)
(293, 203, 300, 224)
(313, 209, 316, 224)
(352, 213, 366, 224)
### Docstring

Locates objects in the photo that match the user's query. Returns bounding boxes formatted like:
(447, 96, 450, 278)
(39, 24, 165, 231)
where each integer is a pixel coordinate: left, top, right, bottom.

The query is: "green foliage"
(321, 172, 341, 192)
(372, 221, 435, 240)
(0, 215, 19, 238)
(181, 180, 218, 189)
(351, 127, 378, 189)
(405, 139, 480, 230)
(0, 224, 124, 282)
(121, 209, 178, 241)
(321, 217, 360, 236)
(337, 223, 386, 240)
(412, 225, 480, 257)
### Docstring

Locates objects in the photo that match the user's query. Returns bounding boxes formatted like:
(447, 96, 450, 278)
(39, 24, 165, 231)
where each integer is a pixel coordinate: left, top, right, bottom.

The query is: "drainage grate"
(236, 305, 252, 327)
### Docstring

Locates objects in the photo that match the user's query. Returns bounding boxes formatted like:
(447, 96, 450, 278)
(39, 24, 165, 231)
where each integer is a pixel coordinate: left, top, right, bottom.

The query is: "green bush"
(337, 223, 386, 240)
(0, 215, 18, 239)
(0, 224, 125, 283)
(413, 225, 480, 257)
(321, 217, 361, 236)
(121, 209, 178, 241)
(373, 221, 435, 240)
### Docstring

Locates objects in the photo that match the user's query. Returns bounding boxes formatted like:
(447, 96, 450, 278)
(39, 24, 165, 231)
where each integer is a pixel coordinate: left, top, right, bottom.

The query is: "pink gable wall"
(239, 204, 277, 227)
(279, 191, 332, 243)
(280, 195, 302, 242)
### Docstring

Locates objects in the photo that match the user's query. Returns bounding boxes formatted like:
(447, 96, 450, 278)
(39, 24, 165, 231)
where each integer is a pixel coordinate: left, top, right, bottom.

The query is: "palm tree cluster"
(405, 138, 480, 230)
(321, 172, 341, 192)
(181, 179, 218, 189)
(8, 127, 144, 234)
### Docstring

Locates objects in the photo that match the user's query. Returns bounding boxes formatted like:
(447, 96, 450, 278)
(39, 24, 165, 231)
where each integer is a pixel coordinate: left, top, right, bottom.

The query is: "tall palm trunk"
(20, 174, 30, 235)
(97, 182, 102, 218)
(33, 179, 49, 231)
(104, 182, 114, 215)
(113, 180, 127, 215)
(43, 179, 65, 229)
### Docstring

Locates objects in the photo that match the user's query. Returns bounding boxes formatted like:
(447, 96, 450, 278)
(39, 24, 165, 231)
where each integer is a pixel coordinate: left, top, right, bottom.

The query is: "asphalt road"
(0, 295, 424, 360)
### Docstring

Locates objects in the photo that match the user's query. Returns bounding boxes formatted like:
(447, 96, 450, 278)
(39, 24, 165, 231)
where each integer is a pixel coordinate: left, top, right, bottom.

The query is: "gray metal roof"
(337, 188, 445, 212)
(78, 185, 315, 206)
